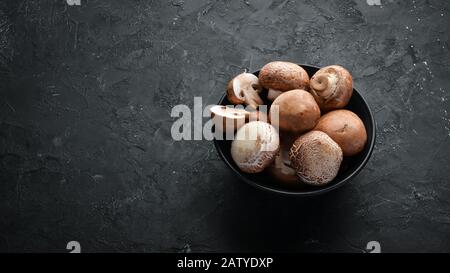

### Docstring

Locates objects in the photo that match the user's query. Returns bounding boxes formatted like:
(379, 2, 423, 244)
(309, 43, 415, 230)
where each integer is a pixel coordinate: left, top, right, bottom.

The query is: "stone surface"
(0, 0, 449, 252)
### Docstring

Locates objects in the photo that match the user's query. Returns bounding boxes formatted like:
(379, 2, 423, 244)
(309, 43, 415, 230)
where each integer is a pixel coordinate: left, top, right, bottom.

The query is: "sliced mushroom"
(227, 72, 263, 109)
(231, 121, 279, 173)
(269, 89, 321, 134)
(309, 65, 353, 112)
(289, 131, 343, 186)
(314, 109, 367, 156)
(259, 61, 310, 101)
(210, 105, 248, 134)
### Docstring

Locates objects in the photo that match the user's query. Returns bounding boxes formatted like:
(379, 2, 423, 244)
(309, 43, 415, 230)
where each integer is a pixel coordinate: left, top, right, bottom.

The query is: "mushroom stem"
(267, 89, 283, 101)
(243, 89, 263, 109)
(311, 75, 329, 92)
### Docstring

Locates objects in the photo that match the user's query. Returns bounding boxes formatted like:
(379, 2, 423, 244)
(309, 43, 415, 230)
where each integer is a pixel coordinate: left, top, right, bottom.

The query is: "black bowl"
(213, 64, 376, 196)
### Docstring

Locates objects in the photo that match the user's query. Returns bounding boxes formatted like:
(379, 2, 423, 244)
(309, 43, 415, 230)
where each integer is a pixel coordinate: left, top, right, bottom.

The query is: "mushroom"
(210, 105, 248, 134)
(227, 72, 263, 109)
(289, 131, 343, 186)
(231, 121, 280, 173)
(269, 89, 321, 134)
(210, 105, 271, 134)
(267, 133, 298, 184)
(309, 65, 353, 112)
(314, 109, 367, 156)
(258, 61, 310, 101)
(267, 89, 284, 101)
(247, 110, 268, 123)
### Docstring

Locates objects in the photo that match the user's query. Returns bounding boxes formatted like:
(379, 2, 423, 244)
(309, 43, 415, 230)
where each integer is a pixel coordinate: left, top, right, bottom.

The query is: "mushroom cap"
(289, 131, 343, 186)
(314, 109, 367, 156)
(259, 61, 310, 93)
(309, 65, 353, 112)
(231, 121, 280, 173)
(269, 89, 321, 134)
(267, 133, 298, 184)
(226, 72, 263, 109)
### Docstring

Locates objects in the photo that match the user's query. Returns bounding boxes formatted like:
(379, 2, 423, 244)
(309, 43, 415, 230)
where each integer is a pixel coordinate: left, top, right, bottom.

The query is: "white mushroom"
(289, 131, 343, 186)
(231, 121, 279, 173)
(227, 72, 263, 109)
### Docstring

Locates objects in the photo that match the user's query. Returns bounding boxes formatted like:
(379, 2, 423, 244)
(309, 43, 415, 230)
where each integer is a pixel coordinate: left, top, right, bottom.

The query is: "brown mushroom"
(269, 89, 321, 134)
(289, 131, 343, 186)
(231, 121, 279, 173)
(267, 133, 298, 184)
(267, 89, 284, 101)
(227, 72, 263, 109)
(259, 61, 310, 101)
(309, 65, 353, 112)
(314, 109, 367, 156)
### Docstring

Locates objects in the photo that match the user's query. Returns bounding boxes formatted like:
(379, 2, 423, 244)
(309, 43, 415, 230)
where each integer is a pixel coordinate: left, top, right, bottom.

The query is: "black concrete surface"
(0, 0, 449, 252)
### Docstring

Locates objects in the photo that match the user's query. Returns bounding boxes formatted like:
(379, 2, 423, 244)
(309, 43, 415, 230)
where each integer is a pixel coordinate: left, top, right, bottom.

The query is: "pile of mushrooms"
(210, 61, 367, 187)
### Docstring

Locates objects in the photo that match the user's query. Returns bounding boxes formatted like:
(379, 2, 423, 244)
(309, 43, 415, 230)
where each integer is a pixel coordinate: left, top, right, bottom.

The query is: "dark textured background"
(0, 0, 449, 253)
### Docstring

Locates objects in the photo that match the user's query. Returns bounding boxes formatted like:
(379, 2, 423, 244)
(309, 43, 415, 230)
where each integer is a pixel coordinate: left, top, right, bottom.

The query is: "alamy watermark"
(366, 241, 381, 253)
(170, 97, 279, 143)
(66, 0, 81, 6)
(66, 241, 81, 253)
